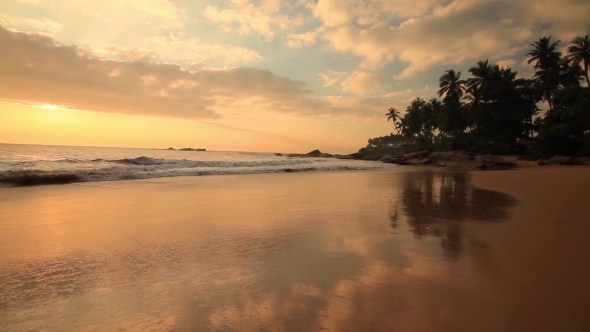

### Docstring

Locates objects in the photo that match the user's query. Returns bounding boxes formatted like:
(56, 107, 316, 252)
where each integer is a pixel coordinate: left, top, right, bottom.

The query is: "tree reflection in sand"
(393, 170, 518, 260)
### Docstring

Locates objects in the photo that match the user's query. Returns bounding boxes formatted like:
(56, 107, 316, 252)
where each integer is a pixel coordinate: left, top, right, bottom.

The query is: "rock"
(429, 152, 442, 159)
(319, 153, 333, 158)
(547, 156, 573, 165)
(538, 159, 549, 166)
(362, 155, 381, 161)
(287, 153, 301, 157)
(307, 149, 322, 156)
(274, 153, 283, 156)
(492, 162, 517, 168)
(573, 157, 590, 165)
(408, 158, 432, 165)
(179, 148, 194, 151)
(335, 154, 356, 160)
(167, 147, 175, 150)
(438, 151, 475, 161)
(378, 155, 393, 162)
(476, 155, 506, 163)
(404, 151, 430, 160)
(357, 148, 369, 157)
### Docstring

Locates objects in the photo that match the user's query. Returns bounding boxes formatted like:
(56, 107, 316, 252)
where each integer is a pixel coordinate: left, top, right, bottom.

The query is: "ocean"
(0, 144, 394, 186)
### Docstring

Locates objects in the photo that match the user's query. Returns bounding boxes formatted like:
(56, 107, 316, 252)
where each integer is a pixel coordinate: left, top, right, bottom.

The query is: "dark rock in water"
(179, 148, 206, 151)
(319, 153, 333, 158)
(274, 153, 283, 156)
(287, 153, 301, 157)
(167, 147, 175, 150)
(547, 156, 573, 165)
(307, 149, 322, 156)
(357, 147, 369, 157)
(335, 154, 356, 160)
(362, 155, 381, 161)
(403, 151, 430, 160)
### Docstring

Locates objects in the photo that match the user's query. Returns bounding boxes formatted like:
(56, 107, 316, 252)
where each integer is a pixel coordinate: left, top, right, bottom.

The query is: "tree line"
(375, 35, 590, 157)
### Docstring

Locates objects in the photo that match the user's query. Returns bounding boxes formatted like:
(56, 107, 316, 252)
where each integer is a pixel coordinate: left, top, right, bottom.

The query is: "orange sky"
(1, 0, 588, 153)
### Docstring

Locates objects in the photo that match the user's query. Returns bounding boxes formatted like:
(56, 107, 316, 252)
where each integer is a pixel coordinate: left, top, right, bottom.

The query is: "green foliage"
(375, 35, 590, 157)
(535, 87, 590, 157)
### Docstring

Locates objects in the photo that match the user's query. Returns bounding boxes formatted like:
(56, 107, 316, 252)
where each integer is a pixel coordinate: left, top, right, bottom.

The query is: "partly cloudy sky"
(0, 0, 589, 152)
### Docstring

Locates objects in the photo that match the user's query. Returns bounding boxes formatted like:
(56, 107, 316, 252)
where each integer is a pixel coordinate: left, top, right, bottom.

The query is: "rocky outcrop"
(573, 157, 590, 165)
(403, 151, 430, 160)
(179, 148, 206, 151)
(307, 149, 322, 156)
(547, 156, 573, 165)
(274, 153, 283, 156)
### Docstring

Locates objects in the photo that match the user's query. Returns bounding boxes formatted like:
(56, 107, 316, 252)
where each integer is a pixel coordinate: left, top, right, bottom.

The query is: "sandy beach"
(1, 167, 589, 331)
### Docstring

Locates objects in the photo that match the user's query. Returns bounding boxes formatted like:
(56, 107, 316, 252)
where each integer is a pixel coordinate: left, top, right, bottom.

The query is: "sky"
(0, 0, 589, 153)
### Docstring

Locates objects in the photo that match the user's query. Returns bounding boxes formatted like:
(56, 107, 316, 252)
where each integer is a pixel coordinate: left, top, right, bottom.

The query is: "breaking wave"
(0, 155, 394, 187)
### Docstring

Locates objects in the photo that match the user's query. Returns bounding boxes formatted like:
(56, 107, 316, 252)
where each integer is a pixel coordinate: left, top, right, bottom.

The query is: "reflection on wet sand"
(0, 170, 540, 331)
(394, 171, 517, 260)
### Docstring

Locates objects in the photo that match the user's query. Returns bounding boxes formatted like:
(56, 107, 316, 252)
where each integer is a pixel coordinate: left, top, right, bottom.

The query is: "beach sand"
(1, 167, 589, 331)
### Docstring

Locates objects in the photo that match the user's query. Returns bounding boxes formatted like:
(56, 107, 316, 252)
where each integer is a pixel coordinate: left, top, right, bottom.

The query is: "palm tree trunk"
(585, 61, 590, 87)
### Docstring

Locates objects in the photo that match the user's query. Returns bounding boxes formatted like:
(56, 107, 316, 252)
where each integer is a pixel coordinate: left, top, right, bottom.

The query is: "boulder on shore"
(573, 157, 590, 166)
(403, 151, 430, 160)
(307, 149, 322, 156)
(408, 158, 432, 165)
(547, 156, 573, 165)
(274, 153, 283, 156)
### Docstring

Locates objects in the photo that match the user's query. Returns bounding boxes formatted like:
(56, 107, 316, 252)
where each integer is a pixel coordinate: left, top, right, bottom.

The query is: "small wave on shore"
(0, 151, 395, 187)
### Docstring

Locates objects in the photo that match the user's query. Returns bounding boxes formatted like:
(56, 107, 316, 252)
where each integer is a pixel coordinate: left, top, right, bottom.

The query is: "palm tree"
(526, 36, 561, 70)
(526, 37, 562, 110)
(468, 60, 494, 90)
(438, 69, 466, 101)
(566, 35, 590, 86)
(386, 107, 400, 125)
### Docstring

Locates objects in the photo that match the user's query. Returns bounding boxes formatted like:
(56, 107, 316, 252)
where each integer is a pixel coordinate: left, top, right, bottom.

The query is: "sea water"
(0, 144, 394, 186)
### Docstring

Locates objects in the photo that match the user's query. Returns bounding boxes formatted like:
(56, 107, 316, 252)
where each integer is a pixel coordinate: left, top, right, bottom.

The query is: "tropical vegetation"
(369, 35, 590, 158)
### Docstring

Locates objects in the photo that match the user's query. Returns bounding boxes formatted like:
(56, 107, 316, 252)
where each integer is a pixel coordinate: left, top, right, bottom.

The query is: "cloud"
(340, 71, 381, 95)
(202, 0, 301, 40)
(150, 34, 262, 65)
(285, 30, 318, 48)
(297, 0, 590, 78)
(318, 71, 346, 87)
(319, 70, 382, 95)
(381, 89, 413, 99)
(0, 26, 386, 120)
(0, 12, 62, 36)
(496, 59, 517, 68)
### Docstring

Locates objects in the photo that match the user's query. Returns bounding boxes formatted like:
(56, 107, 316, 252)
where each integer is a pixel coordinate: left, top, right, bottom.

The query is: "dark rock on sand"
(573, 157, 590, 166)
(547, 156, 573, 165)
(403, 151, 430, 160)
(407, 158, 432, 165)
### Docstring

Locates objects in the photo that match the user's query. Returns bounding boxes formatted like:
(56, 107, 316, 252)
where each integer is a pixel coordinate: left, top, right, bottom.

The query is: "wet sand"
(0, 167, 589, 331)
(472, 167, 590, 332)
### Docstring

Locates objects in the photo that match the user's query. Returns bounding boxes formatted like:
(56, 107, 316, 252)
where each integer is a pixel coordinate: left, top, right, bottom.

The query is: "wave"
(0, 172, 79, 186)
(0, 156, 395, 187)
